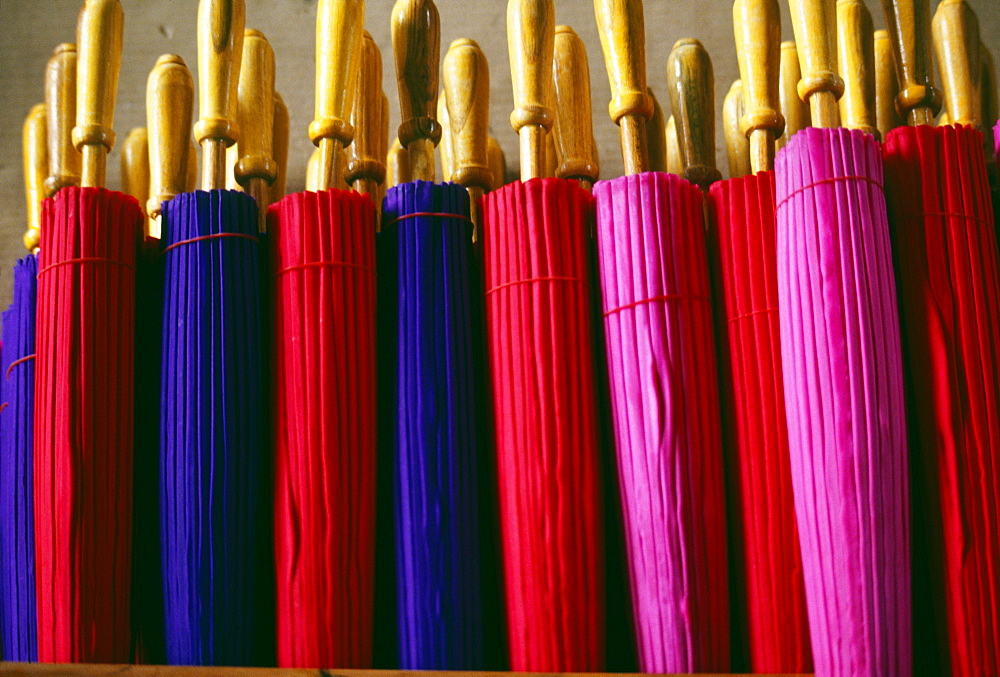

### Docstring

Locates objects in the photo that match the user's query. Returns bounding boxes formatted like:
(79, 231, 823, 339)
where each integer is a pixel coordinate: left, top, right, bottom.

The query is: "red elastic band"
(275, 260, 374, 278)
(37, 257, 135, 277)
(0, 403, 7, 415)
(6, 354, 36, 380)
(603, 293, 710, 318)
(161, 231, 260, 256)
(382, 211, 474, 230)
(485, 275, 581, 296)
(727, 307, 779, 324)
(776, 174, 884, 212)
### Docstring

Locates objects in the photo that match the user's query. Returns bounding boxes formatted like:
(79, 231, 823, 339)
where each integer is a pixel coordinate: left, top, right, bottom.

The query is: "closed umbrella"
(879, 0, 1000, 673)
(269, 0, 376, 667)
(705, 0, 812, 672)
(379, 2, 489, 663)
(479, 0, 605, 669)
(591, 1, 729, 671)
(777, 0, 911, 673)
(33, 0, 143, 662)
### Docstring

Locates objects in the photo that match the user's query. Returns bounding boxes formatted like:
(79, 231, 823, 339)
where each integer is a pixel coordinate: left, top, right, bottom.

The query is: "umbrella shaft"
(809, 92, 841, 129)
(908, 108, 935, 126)
(407, 139, 436, 182)
(619, 116, 649, 176)
(317, 138, 345, 190)
(749, 129, 775, 174)
(247, 178, 270, 233)
(518, 126, 547, 181)
(201, 139, 227, 191)
(80, 145, 106, 188)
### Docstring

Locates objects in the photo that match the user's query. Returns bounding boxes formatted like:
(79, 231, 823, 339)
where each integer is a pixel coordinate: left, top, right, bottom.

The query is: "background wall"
(0, 0, 997, 305)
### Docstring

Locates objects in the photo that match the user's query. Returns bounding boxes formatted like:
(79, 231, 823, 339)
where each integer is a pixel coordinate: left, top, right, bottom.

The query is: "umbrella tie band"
(0, 403, 6, 414)
(603, 293, 710, 317)
(382, 211, 474, 229)
(38, 257, 136, 277)
(776, 174, 883, 212)
(5, 354, 36, 380)
(275, 260, 374, 277)
(486, 276, 581, 296)
(727, 307, 779, 324)
(161, 232, 261, 256)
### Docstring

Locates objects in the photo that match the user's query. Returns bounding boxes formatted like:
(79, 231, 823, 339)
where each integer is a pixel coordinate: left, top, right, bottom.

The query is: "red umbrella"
(775, 0, 911, 673)
(880, 0, 1000, 673)
(705, 0, 812, 672)
(269, 0, 376, 667)
(479, 0, 605, 669)
(33, 0, 142, 662)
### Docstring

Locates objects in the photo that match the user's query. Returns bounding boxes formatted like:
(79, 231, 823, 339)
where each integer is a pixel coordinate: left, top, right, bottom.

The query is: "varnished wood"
(724, 80, 752, 178)
(225, 142, 240, 191)
(777, 41, 810, 150)
(377, 90, 390, 206)
(121, 127, 149, 219)
(22, 104, 47, 250)
(875, 30, 905, 138)
(665, 114, 682, 174)
(235, 29, 276, 230)
(386, 138, 410, 189)
(508, 0, 555, 180)
(646, 87, 668, 173)
(346, 31, 387, 200)
(552, 25, 599, 187)
(186, 139, 198, 192)
(667, 39, 721, 190)
(75, 0, 124, 188)
(147, 54, 193, 234)
(270, 91, 290, 204)
(44, 44, 81, 196)
(438, 93, 455, 182)
(488, 136, 507, 190)
(787, 0, 843, 127)
(311, 0, 365, 190)
(880, 0, 941, 124)
(733, 0, 783, 174)
(306, 146, 322, 191)
(393, 0, 441, 181)
(838, 0, 878, 139)
(543, 119, 559, 178)
(933, 0, 981, 128)
(594, 0, 653, 175)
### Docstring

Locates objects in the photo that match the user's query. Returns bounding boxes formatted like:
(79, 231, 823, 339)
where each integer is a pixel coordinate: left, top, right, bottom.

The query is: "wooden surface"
(0, 667, 813, 677)
(0, 0, 997, 301)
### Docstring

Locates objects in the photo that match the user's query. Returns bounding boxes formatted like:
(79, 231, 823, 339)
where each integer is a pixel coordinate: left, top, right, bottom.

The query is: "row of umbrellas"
(1, 0, 999, 675)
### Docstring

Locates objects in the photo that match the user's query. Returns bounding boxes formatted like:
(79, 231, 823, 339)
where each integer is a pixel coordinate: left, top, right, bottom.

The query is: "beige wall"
(0, 0, 997, 305)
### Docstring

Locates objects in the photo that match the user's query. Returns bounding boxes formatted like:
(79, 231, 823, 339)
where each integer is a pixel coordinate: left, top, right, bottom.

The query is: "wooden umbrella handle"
(438, 94, 455, 182)
(508, 0, 555, 181)
(346, 31, 387, 198)
(23, 103, 47, 251)
(880, 0, 940, 124)
(724, 80, 751, 178)
(787, 0, 843, 127)
(194, 0, 244, 189)
(667, 39, 721, 190)
(551, 25, 599, 187)
(665, 114, 682, 174)
(982, 42, 998, 130)
(311, 0, 365, 190)
(875, 30, 904, 138)
(444, 38, 492, 191)
(393, 0, 441, 181)
(45, 44, 81, 196)
(386, 138, 411, 189)
(838, 0, 878, 138)
(932, 0, 981, 128)
(487, 136, 507, 190)
(270, 91, 290, 204)
(147, 54, 193, 226)
(777, 41, 810, 149)
(594, 0, 652, 175)
(733, 0, 783, 173)
(236, 29, 277, 229)
(646, 87, 667, 173)
(121, 127, 149, 217)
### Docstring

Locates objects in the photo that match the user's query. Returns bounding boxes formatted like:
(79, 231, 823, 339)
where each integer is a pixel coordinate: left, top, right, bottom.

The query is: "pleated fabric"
(379, 181, 484, 669)
(775, 127, 910, 677)
(594, 172, 730, 674)
(34, 187, 141, 662)
(270, 189, 377, 668)
(883, 124, 1000, 677)
(159, 190, 269, 666)
(0, 255, 38, 661)
(707, 172, 812, 674)
(480, 178, 604, 672)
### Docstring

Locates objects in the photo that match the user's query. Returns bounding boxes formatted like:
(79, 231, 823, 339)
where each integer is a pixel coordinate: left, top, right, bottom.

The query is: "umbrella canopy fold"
(594, 171, 729, 673)
(270, 188, 377, 668)
(776, 127, 911, 676)
(0, 254, 38, 662)
(379, 180, 485, 669)
(34, 186, 142, 662)
(480, 177, 604, 672)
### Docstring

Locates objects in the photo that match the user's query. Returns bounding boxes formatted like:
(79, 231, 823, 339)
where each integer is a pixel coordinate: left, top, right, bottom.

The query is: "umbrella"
(704, 0, 812, 672)
(776, 0, 911, 673)
(879, 0, 1000, 673)
(22, 103, 47, 254)
(479, 0, 605, 670)
(378, 3, 489, 663)
(269, 0, 376, 667)
(592, 0, 729, 669)
(34, 0, 143, 662)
